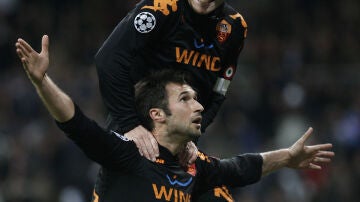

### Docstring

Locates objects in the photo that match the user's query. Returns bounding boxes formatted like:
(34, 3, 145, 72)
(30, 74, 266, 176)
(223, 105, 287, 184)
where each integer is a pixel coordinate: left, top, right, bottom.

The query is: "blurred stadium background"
(0, 0, 359, 201)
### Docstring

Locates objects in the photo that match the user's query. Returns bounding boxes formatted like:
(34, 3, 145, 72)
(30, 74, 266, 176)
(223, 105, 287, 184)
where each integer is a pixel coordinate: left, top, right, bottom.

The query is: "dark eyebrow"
(179, 90, 198, 98)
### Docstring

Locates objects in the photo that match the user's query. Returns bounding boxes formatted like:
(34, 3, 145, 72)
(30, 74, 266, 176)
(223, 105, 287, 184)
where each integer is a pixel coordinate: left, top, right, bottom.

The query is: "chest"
(97, 161, 197, 202)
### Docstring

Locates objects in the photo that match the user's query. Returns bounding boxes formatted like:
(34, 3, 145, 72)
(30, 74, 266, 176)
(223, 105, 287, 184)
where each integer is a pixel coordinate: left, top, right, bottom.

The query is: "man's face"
(188, 0, 225, 15)
(165, 83, 204, 139)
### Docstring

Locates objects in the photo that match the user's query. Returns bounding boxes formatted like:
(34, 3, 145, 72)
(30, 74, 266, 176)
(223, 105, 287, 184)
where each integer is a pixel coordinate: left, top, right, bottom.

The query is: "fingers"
(315, 150, 335, 158)
(141, 131, 158, 161)
(298, 127, 313, 143)
(149, 133, 159, 158)
(17, 38, 35, 56)
(313, 157, 332, 164)
(16, 47, 26, 62)
(308, 163, 322, 170)
(15, 44, 29, 69)
(178, 142, 198, 167)
(178, 146, 189, 167)
(187, 142, 198, 164)
(15, 41, 30, 59)
(307, 143, 333, 153)
(41, 35, 49, 56)
(306, 150, 334, 170)
(124, 125, 159, 162)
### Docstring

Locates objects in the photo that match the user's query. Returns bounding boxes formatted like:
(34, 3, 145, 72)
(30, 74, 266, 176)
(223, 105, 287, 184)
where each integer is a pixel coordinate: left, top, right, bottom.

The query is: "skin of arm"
(15, 35, 74, 123)
(260, 127, 334, 176)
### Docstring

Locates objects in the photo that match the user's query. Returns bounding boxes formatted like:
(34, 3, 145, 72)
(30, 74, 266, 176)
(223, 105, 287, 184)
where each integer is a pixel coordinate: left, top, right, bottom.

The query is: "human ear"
(149, 108, 166, 122)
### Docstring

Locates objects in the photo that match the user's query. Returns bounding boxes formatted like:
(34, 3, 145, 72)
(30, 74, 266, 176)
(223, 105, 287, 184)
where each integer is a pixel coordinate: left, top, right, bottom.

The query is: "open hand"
(287, 127, 334, 170)
(15, 35, 49, 86)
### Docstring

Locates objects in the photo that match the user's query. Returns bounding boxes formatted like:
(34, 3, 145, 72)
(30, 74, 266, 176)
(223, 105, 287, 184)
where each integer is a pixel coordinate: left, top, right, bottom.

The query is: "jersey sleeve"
(194, 152, 263, 193)
(201, 8, 248, 131)
(56, 104, 142, 170)
(200, 93, 225, 133)
(213, 7, 248, 96)
(95, 0, 180, 133)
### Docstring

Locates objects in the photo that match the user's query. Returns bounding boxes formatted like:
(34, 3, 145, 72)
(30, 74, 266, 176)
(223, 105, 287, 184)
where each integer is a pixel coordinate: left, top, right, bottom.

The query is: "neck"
(152, 129, 189, 156)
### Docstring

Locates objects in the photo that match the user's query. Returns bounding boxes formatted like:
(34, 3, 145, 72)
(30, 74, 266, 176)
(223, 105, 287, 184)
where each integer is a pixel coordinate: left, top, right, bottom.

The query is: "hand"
(287, 127, 334, 170)
(188, 0, 224, 14)
(125, 125, 159, 161)
(178, 141, 198, 167)
(15, 35, 49, 86)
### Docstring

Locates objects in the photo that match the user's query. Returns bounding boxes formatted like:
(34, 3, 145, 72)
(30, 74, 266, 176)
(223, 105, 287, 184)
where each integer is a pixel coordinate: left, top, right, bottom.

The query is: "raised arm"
(15, 35, 142, 168)
(15, 35, 74, 122)
(260, 127, 335, 176)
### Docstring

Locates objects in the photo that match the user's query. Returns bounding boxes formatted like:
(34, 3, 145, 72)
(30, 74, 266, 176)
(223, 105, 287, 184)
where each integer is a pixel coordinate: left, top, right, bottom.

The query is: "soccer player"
(16, 35, 334, 202)
(95, 0, 248, 161)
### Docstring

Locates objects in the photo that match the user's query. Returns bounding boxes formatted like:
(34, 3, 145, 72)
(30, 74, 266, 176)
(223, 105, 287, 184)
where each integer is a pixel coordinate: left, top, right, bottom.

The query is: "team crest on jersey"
(216, 19, 232, 43)
(134, 12, 156, 33)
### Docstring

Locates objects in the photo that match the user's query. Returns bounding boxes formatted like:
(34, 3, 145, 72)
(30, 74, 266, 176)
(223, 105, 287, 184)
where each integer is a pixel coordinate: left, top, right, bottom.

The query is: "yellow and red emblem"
(216, 19, 232, 44)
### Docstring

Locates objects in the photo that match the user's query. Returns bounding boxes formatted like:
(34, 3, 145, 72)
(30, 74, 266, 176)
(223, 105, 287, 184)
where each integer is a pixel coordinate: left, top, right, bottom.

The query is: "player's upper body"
(16, 35, 334, 202)
(57, 105, 262, 202)
(95, 0, 248, 133)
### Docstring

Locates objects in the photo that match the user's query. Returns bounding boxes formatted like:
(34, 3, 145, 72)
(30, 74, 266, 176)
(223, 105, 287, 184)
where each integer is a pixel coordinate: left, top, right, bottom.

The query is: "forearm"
(260, 148, 291, 176)
(34, 74, 74, 122)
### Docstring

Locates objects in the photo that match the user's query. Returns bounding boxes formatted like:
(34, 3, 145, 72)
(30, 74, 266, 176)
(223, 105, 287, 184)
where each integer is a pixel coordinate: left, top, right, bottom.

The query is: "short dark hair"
(134, 69, 191, 131)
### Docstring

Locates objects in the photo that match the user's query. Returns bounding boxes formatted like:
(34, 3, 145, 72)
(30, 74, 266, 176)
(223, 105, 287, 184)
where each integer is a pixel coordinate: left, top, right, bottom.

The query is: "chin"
(192, 130, 202, 137)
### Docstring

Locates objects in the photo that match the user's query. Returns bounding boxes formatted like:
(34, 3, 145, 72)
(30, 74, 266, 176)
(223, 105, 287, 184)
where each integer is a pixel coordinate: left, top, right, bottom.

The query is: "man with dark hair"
(96, 1, 249, 200)
(95, 0, 248, 161)
(15, 35, 334, 202)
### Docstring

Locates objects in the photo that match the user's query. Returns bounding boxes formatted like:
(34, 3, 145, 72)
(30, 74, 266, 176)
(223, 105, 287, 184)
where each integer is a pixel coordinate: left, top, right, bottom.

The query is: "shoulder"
(221, 3, 247, 35)
(131, 0, 183, 34)
(135, 0, 183, 17)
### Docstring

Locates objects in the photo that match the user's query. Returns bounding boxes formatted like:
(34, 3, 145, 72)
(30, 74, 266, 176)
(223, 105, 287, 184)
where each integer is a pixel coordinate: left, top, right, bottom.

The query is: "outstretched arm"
(15, 35, 74, 122)
(261, 127, 335, 176)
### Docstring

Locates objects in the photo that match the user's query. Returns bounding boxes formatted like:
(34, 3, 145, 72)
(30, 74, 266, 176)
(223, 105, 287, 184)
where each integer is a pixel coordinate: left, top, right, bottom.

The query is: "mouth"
(192, 116, 202, 127)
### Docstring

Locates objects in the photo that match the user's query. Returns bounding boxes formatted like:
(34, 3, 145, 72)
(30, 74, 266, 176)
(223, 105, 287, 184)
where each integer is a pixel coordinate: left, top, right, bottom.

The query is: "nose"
(193, 100, 204, 113)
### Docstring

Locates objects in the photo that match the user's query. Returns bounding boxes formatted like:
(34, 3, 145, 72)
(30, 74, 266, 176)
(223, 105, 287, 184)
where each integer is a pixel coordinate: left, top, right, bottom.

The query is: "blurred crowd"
(0, 0, 359, 201)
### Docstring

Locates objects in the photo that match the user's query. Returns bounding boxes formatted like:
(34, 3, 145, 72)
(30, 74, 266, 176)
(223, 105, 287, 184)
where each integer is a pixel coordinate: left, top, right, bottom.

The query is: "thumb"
(41, 35, 49, 56)
(298, 127, 313, 144)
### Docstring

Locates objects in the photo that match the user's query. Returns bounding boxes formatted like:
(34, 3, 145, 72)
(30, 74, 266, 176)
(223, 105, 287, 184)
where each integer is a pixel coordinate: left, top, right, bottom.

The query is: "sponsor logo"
(112, 131, 130, 141)
(142, 0, 178, 16)
(134, 12, 156, 33)
(193, 38, 214, 50)
(152, 184, 191, 202)
(175, 47, 221, 72)
(166, 175, 193, 187)
(216, 19, 232, 43)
